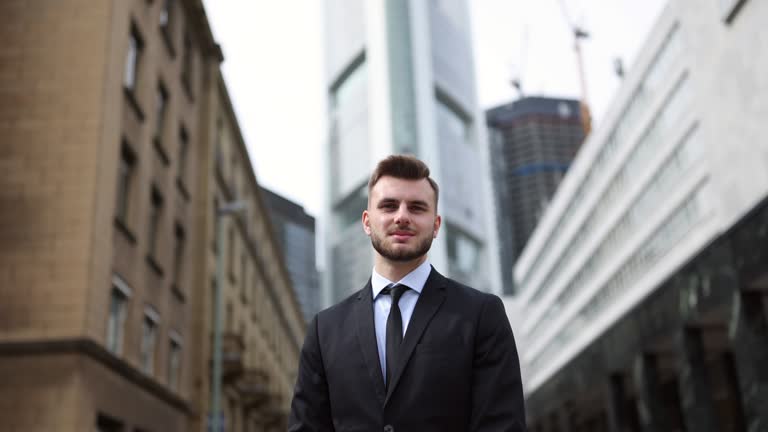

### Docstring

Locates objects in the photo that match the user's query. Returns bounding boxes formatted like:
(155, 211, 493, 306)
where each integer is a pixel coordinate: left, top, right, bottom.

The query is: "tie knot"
(382, 284, 409, 303)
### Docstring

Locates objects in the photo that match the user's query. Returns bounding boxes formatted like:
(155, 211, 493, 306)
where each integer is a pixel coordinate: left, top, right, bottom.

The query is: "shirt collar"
(371, 259, 431, 299)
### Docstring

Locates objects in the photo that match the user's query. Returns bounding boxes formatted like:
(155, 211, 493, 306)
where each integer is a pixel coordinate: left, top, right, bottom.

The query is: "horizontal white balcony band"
(523, 171, 708, 364)
(525, 212, 717, 395)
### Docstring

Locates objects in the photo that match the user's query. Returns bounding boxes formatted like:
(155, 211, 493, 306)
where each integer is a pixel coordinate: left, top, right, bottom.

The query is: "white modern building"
(510, 0, 768, 430)
(321, 0, 501, 304)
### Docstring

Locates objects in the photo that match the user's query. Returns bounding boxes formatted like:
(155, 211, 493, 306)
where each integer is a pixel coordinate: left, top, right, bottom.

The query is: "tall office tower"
(511, 0, 768, 430)
(486, 96, 585, 294)
(322, 0, 501, 303)
(261, 187, 320, 322)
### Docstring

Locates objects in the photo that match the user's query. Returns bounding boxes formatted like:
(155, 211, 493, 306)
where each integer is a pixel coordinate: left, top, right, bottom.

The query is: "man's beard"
(370, 229, 434, 262)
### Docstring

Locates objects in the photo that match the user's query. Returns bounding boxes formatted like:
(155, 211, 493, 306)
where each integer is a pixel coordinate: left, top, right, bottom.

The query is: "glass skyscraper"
(321, 0, 501, 304)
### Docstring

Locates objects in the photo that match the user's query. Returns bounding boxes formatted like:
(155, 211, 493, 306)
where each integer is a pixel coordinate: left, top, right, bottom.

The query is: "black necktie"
(383, 283, 408, 389)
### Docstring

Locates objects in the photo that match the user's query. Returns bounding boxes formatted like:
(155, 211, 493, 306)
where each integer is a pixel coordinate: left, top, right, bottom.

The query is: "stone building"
(0, 1, 304, 431)
(187, 64, 304, 432)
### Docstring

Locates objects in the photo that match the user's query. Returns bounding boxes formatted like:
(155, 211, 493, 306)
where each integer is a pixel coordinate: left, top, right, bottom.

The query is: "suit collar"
(384, 266, 448, 405)
(370, 259, 432, 298)
(354, 279, 387, 405)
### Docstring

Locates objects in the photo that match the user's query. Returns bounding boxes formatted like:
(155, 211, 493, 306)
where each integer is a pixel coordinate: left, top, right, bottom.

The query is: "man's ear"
(433, 214, 442, 238)
(362, 210, 371, 236)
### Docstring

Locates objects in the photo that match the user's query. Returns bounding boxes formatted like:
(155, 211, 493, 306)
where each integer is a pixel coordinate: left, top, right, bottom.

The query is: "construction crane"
(558, 0, 592, 137)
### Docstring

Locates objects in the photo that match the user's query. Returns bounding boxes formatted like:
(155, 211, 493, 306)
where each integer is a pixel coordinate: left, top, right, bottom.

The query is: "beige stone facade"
(0, 1, 305, 431)
(187, 67, 304, 432)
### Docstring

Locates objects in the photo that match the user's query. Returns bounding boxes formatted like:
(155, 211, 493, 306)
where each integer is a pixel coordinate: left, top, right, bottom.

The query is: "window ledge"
(114, 217, 137, 244)
(146, 254, 164, 278)
(123, 88, 145, 122)
(176, 177, 190, 201)
(181, 76, 194, 102)
(160, 26, 176, 58)
(153, 136, 170, 166)
(171, 284, 186, 303)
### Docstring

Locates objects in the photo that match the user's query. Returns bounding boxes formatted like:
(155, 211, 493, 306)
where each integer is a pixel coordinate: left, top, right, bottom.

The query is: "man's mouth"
(390, 231, 414, 241)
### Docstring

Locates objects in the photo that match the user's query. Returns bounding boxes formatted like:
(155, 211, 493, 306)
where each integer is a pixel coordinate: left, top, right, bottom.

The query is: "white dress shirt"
(371, 259, 431, 382)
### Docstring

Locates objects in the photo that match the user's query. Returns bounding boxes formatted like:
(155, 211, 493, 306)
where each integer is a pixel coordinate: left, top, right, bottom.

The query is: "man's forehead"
(369, 177, 436, 207)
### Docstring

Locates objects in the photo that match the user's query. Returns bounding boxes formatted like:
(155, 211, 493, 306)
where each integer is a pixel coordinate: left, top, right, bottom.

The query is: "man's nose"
(394, 205, 410, 224)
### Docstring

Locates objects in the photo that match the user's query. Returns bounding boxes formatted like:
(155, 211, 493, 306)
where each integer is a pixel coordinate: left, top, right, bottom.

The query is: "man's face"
(362, 176, 441, 263)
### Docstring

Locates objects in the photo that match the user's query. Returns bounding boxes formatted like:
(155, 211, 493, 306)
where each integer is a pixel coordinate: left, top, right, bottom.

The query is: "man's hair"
(368, 154, 439, 206)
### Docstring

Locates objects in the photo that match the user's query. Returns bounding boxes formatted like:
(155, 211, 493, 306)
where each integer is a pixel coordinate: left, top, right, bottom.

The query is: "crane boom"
(557, 0, 592, 136)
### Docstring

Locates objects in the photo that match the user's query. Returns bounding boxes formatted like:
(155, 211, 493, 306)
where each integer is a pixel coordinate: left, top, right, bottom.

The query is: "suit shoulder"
(315, 287, 364, 321)
(443, 276, 500, 303)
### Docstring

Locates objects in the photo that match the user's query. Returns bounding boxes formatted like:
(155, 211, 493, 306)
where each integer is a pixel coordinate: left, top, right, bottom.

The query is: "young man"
(289, 155, 526, 431)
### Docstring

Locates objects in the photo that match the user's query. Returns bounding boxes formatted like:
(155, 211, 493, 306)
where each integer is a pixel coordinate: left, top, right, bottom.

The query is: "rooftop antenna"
(509, 24, 529, 99)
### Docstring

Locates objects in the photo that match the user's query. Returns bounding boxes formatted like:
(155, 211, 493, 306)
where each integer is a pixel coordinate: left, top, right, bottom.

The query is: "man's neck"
(374, 255, 427, 283)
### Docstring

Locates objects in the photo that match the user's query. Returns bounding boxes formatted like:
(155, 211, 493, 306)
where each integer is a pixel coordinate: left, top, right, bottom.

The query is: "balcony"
(221, 332, 245, 379)
(253, 394, 288, 427)
(237, 367, 270, 410)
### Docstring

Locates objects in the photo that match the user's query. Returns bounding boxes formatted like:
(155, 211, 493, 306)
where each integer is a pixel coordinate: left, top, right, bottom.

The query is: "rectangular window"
(167, 332, 182, 391)
(159, 0, 173, 30)
(720, 0, 748, 23)
(148, 187, 163, 258)
(96, 414, 123, 432)
(446, 225, 480, 275)
(241, 252, 247, 299)
(106, 275, 132, 355)
(155, 83, 169, 141)
(435, 94, 471, 147)
(115, 143, 136, 224)
(140, 308, 159, 374)
(173, 223, 185, 285)
(178, 126, 189, 182)
(124, 27, 143, 91)
(181, 33, 193, 93)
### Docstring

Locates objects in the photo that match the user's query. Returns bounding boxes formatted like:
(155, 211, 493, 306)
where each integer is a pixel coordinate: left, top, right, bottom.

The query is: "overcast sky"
(201, 0, 668, 217)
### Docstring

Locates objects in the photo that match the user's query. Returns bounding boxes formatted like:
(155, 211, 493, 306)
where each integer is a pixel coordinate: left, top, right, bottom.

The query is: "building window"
(168, 332, 182, 391)
(96, 413, 123, 432)
(173, 223, 185, 286)
(140, 307, 160, 375)
(241, 252, 247, 300)
(124, 26, 143, 91)
(115, 142, 136, 225)
(106, 275, 132, 355)
(159, 0, 173, 29)
(155, 83, 169, 142)
(435, 93, 471, 147)
(720, 0, 749, 23)
(181, 32, 193, 95)
(178, 126, 189, 182)
(446, 225, 480, 276)
(148, 187, 163, 259)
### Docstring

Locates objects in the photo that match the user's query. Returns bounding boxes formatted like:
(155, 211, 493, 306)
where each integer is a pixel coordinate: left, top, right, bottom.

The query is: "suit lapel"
(384, 267, 447, 405)
(354, 279, 387, 405)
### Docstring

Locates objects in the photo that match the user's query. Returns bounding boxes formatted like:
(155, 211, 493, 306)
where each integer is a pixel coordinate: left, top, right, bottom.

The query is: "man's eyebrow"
(408, 200, 430, 207)
(377, 197, 430, 207)
(377, 197, 399, 204)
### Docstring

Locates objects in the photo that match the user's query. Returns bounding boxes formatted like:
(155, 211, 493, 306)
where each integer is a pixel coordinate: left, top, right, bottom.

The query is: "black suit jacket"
(288, 267, 526, 432)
